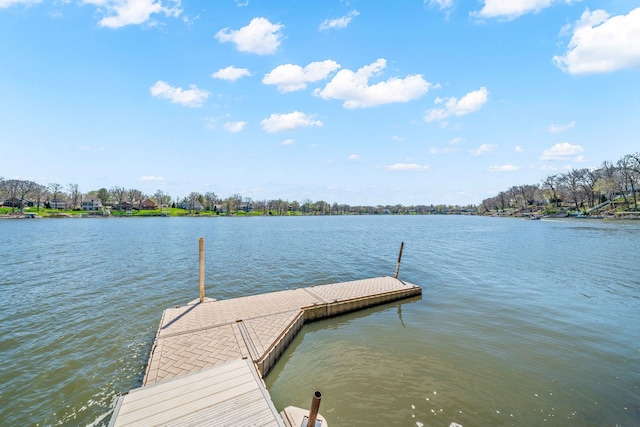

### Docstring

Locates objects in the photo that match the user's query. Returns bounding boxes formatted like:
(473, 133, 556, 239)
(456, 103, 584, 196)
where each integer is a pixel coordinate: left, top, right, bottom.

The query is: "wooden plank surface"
(112, 277, 421, 426)
(110, 359, 285, 427)
(144, 277, 421, 385)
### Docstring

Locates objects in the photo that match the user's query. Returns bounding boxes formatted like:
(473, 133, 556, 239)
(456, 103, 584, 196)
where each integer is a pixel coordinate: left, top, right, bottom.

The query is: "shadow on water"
(265, 296, 423, 385)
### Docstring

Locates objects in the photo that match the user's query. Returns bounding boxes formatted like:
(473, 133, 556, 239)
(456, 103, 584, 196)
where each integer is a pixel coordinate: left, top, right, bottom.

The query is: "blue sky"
(1, 0, 639, 206)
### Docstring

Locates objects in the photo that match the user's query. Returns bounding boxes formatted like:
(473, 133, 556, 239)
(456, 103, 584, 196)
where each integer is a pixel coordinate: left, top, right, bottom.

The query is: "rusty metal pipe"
(394, 241, 404, 279)
(307, 390, 322, 427)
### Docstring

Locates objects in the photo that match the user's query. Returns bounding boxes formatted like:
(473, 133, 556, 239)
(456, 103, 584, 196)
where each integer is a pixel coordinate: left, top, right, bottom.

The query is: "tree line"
(4, 151, 639, 217)
(0, 178, 476, 216)
(478, 152, 640, 215)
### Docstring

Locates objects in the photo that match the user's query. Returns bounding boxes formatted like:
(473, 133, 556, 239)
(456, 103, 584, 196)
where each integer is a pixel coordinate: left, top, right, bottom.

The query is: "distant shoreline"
(2, 212, 639, 220)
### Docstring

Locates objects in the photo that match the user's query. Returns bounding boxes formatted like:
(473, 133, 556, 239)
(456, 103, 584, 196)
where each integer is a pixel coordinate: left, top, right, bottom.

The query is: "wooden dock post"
(394, 241, 404, 279)
(199, 238, 204, 303)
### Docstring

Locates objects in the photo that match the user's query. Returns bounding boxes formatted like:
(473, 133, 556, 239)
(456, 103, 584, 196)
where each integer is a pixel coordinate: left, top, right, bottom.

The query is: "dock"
(110, 276, 421, 426)
(110, 359, 285, 427)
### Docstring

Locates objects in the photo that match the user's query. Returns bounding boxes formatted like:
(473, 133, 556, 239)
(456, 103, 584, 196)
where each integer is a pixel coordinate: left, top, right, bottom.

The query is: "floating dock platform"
(110, 276, 421, 426)
(110, 359, 285, 427)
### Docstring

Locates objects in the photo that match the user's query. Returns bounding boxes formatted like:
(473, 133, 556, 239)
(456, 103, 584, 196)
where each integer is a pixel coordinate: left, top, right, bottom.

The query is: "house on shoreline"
(140, 199, 158, 210)
(81, 196, 103, 211)
(50, 198, 68, 210)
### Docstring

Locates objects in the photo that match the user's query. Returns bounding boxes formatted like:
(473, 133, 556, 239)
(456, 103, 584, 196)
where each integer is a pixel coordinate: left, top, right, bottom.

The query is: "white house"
(81, 196, 103, 211)
(50, 198, 67, 209)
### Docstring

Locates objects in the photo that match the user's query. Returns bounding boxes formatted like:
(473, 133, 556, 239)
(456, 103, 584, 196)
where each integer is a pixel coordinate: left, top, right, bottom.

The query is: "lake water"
(0, 216, 638, 426)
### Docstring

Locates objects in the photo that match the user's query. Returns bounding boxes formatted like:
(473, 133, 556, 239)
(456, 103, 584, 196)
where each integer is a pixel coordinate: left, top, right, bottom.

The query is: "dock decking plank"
(144, 277, 420, 385)
(110, 359, 285, 427)
(112, 276, 421, 426)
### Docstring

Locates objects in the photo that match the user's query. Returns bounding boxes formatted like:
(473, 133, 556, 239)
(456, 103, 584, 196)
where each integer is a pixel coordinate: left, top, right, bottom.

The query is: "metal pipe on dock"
(306, 390, 322, 427)
(394, 241, 404, 279)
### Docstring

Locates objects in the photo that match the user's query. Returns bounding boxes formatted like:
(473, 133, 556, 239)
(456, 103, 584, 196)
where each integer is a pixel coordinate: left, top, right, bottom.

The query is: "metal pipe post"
(394, 241, 404, 279)
(306, 390, 322, 427)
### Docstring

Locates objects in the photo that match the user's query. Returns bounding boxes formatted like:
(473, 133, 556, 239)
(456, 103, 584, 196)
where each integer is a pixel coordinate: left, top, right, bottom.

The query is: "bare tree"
(597, 161, 619, 208)
(3, 180, 22, 213)
(517, 184, 540, 208)
(110, 186, 127, 212)
(47, 183, 64, 209)
(232, 194, 243, 212)
(224, 194, 243, 214)
(68, 183, 81, 210)
(187, 192, 202, 213)
(617, 155, 639, 210)
(15, 180, 36, 213)
(541, 174, 562, 207)
(153, 189, 171, 211)
(204, 191, 218, 212)
(506, 186, 521, 209)
(32, 184, 48, 212)
(575, 168, 600, 208)
(630, 152, 640, 174)
(559, 170, 585, 211)
(127, 188, 144, 210)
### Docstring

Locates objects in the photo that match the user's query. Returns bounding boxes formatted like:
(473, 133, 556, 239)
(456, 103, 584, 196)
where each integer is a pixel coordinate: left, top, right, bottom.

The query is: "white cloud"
(553, 8, 640, 74)
(487, 165, 520, 172)
(549, 120, 576, 133)
(82, 0, 182, 29)
(234, 0, 248, 6)
(281, 139, 295, 145)
(348, 154, 360, 160)
(540, 142, 583, 160)
(205, 117, 217, 130)
(314, 59, 432, 108)
(139, 176, 165, 182)
(263, 60, 340, 92)
(223, 121, 246, 132)
(469, 143, 496, 156)
(392, 136, 405, 142)
(472, 0, 577, 21)
(449, 137, 462, 145)
(212, 66, 251, 81)
(260, 111, 323, 133)
(215, 17, 283, 55)
(319, 10, 359, 31)
(428, 0, 454, 10)
(0, 0, 40, 8)
(424, 87, 489, 122)
(515, 145, 524, 152)
(150, 81, 209, 108)
(383, 163, 430, 172)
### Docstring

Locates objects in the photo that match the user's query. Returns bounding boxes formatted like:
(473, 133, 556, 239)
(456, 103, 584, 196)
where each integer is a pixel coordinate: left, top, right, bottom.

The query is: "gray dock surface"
(112, 276, 421, 426)
(110, 359, 285, 427)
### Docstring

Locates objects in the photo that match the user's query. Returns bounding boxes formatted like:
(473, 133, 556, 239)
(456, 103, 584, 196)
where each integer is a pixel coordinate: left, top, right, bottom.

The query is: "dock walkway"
(110, 359, 285, 427)
(111, 276, 421, 426)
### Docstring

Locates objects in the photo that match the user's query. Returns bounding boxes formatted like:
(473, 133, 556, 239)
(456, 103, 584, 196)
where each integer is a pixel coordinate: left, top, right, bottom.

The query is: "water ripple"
(1, 216, 639, 426)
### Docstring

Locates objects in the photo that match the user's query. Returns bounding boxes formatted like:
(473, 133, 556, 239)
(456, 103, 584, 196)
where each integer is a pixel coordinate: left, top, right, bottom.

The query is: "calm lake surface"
(0, 215, 638, 426)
